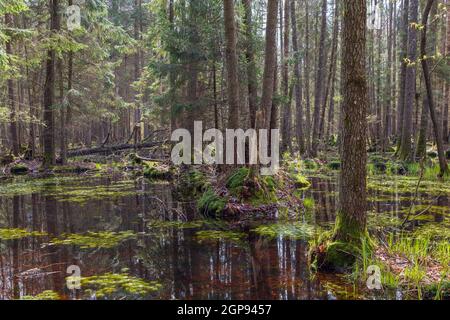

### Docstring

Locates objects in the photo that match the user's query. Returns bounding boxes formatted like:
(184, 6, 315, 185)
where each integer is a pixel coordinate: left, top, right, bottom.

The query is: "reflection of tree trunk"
(12, 196, 20, 298)
(248, 236, 271, 299)
(45, 193, 63, 294)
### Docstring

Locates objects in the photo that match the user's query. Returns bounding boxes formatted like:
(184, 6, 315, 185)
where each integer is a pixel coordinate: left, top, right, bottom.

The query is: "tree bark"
(311, 0, 327, 156)
(223, 0, 240, 130)
(43, 0, 59, 166)
(291, 0, 305, 153)
(242, 0, 258, 129)
(5, 13, 19, 156)
(281, 0, 291, 153)
(420, 0, 449, 176)
(259, 0, 279, 129)
(396, 0, 410, 152)
(334, 0, 368, 245)
(399, 0, 418, 161)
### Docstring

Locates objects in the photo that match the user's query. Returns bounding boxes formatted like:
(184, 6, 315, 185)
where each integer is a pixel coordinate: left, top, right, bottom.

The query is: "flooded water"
(0, 174, 447, 300)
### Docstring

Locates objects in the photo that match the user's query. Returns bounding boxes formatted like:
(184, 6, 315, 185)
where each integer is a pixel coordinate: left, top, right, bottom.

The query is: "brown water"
(0, 174, 447, 300)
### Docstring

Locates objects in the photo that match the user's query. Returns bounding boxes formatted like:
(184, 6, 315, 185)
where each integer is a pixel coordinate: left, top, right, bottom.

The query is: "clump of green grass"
(303, 197, 315, 211)
(197, 187, 227, 215)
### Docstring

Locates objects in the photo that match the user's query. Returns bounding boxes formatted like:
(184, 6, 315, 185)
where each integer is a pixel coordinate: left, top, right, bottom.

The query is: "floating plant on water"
(49, 231, 136, 249)
(147, 220, 205, 230)
(0, 228, 47, 240)
(195, 230, 246, 243)
(78, 273, 162, 299)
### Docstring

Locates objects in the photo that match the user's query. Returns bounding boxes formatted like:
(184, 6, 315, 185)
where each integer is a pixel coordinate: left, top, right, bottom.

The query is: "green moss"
(79, 273, 162, 299)
(319, 241, 361, 271)
(50, 231, 136, 249)
(197, 187, 227, 215)
(195, 230, 245, 243)
(303, 197, 315, 210)
(21, 290, 60, 300)
(0, 228, 47, 240)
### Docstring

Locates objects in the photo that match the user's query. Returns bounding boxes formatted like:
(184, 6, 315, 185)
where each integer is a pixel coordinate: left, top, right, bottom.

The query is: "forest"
(0, 0, 449, 301)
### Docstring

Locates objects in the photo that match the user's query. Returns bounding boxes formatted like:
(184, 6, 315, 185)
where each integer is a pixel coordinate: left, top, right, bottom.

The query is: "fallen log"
(67, 141, 166, 157)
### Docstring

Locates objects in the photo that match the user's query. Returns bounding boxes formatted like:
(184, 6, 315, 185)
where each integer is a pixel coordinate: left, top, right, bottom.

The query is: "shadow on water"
(0, 174, 447, 300)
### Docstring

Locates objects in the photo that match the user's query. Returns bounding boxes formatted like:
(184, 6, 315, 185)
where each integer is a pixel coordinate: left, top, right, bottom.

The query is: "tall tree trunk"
(320, 0, 339, 141)
(330, 0, 368, 268)
(384, 0, 394, 150)
(281, 0, 291, 153)
(223, 0, 240, 131)
(259, 0, 279, 129)
(396, 0, 410, 152)
(421, 0, 449, 177)
(242, 0, 258, 129)
(291, 0, 305, 153)
(399, 0, 418, 161)
(311, 0, 327, 156)
(43, 0, 59, 166)
(304, 0, 312, 155)
(444, 0, 450, 143)
(5, 13, 19, 156)
(134, 0, 142, 142)
(416, 0, 437, 158)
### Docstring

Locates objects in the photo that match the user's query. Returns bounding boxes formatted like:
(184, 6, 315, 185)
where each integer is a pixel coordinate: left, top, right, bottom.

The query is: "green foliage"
(79, 273, 161, 299)
(50, 231, 136, 249)
(197, 188, 227, 215)
(303, 197, 315, 211)
(226, 167, 250, 192)
(302, 159, 319, 170)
